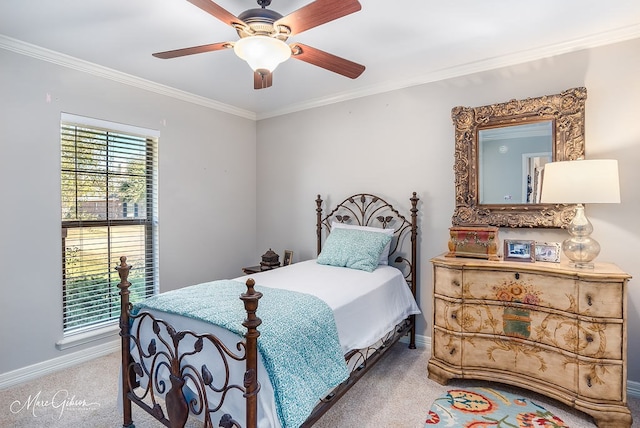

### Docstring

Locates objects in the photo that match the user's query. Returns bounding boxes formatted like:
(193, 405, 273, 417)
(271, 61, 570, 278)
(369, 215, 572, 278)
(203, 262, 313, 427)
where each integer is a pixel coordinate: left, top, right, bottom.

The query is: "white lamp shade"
(540, 159, 620, 204)
(233, 36, 291, 73)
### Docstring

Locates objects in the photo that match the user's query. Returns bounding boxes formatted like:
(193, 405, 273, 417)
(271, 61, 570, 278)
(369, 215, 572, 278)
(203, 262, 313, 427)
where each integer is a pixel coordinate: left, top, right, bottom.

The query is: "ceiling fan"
(153, 0, 366, 89)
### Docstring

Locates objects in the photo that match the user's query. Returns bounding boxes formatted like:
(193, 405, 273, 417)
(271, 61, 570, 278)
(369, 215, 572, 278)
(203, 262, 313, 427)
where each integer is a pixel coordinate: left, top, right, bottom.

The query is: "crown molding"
(257, 24, 640, 120)
(0, 35, 256, 121)
(3, 24, 640, 122)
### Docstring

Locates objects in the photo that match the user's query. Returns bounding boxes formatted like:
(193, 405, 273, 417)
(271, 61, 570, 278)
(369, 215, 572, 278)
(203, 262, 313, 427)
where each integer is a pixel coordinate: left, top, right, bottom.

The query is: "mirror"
(478, 121, 553, 204)
(451, 87, 586, 228)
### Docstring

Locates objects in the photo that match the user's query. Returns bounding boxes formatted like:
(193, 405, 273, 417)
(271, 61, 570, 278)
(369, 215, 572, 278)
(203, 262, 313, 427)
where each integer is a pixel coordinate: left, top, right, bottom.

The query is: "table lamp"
(540, 159, 620, 268)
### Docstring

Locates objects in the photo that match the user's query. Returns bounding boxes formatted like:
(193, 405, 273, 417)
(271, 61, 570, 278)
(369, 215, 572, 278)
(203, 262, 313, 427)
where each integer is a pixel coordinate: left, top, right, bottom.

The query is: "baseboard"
(400, 332, 431, 349)
(628, 380, 640, 399)
(0, 339, 119, 389)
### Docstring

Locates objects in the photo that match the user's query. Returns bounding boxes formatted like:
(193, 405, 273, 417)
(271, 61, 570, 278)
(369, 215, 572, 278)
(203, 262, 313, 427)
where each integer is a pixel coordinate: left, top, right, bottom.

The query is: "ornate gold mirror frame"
(451, 87, 587, 228)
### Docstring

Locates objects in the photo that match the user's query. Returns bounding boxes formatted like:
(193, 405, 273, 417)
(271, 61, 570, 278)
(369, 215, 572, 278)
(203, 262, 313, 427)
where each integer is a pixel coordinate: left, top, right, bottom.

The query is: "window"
(61, 114, 158, 335)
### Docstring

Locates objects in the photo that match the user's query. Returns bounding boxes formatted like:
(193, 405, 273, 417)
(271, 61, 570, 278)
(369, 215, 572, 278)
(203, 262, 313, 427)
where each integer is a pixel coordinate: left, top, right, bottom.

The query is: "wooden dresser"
(428, 254, 632, 428)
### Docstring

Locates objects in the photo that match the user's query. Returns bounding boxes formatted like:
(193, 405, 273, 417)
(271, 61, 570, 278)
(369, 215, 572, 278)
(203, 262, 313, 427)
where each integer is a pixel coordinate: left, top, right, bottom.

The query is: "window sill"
(56, 324, 120, 350)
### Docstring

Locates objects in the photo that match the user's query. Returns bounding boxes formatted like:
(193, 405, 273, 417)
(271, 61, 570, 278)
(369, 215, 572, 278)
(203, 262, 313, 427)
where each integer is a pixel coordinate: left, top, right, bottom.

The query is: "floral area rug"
(425, 387, 569, 427)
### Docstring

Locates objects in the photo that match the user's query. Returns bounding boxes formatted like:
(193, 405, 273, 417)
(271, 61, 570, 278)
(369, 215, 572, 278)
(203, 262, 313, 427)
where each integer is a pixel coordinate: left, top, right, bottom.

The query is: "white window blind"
(61, 115, 158, 335)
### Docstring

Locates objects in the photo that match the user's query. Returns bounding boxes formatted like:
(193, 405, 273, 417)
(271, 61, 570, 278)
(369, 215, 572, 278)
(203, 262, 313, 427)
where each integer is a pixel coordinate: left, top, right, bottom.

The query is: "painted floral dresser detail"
(428, 255, 632, 428)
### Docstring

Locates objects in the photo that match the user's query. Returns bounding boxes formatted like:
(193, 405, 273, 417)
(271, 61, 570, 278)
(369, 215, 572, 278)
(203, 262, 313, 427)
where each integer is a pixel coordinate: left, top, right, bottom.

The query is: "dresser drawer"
(578, 319, 623, 359)
(464, 269, 577, 313)
(460, 337, 576, 393)
(577, 358, 624, 401)
(433, 265, 462, 297)
(578, 281, 623, 318)
(434, 297, 462, 332)
(431, 328, 462, 366)
(460, 302, 577, 354)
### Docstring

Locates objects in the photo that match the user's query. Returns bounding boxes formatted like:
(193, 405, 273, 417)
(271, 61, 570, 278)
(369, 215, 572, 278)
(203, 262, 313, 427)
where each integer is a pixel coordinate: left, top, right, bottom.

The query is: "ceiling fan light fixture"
(233, 35, 291, 73)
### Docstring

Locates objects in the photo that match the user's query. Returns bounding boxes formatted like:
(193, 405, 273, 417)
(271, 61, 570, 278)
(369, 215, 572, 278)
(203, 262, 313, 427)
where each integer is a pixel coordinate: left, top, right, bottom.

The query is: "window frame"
(60, 113, 159, 336)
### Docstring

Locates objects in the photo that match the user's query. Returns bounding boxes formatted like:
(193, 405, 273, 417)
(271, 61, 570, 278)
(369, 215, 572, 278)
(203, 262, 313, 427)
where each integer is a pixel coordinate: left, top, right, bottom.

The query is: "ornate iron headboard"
(315, 192, 419, 299)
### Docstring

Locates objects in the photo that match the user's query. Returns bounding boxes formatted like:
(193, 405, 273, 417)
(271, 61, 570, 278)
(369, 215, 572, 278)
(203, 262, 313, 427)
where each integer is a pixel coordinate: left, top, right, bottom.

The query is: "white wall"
(255, 38, 640, 381)
(0, 49, 258, 374)
(2, 37, 639, 386)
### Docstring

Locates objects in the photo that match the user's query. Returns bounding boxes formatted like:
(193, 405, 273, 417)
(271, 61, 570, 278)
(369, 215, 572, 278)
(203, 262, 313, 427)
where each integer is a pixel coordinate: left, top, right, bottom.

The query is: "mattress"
(235, 260, 421, 353)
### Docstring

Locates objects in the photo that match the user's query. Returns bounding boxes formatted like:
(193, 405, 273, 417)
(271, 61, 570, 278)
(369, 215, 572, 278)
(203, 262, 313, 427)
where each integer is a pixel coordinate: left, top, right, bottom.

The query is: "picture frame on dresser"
(504, 239, 535, 262)
(535, 242, 561, 263)
(283, 250, 293, 266)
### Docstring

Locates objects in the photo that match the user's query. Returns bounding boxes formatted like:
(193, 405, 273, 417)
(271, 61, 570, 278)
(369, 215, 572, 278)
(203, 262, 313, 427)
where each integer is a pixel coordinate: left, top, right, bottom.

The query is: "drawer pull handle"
(587, 295, 593, 306)
(449, 348, 456, 356)
(586, 334, 594, 343)
(515, 273, 520, 280)
(452, 280, 460, 287)
(451, 311, 457, 320)
(586, 376, 592, 388)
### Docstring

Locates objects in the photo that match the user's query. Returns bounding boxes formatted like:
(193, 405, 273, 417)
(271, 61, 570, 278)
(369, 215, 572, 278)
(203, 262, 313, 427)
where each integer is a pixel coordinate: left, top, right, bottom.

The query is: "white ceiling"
(1, 0, 640, 119)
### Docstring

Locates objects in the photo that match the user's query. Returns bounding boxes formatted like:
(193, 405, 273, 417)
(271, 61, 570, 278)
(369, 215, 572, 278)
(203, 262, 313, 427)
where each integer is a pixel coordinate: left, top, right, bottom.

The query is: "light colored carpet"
(1, 343, 638, 427)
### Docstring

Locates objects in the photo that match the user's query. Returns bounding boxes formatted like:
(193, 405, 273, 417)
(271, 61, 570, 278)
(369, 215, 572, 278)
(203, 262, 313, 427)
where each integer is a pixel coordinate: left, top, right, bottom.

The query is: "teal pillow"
(317, 228, 393, 272)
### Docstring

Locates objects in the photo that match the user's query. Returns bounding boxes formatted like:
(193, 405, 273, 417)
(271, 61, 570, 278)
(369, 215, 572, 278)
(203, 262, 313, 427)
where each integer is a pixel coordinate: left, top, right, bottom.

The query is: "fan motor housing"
(236, 8, 289, 40)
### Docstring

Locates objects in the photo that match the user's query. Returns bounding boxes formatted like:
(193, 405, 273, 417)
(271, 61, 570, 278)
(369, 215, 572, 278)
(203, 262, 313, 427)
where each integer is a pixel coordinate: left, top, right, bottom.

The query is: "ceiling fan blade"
(186, 0, 246, 28)
(254, 71, 273, 90)
(291, 43, 365, 79)
(152, 42, 230, 59)
(275, 0, 361, 36)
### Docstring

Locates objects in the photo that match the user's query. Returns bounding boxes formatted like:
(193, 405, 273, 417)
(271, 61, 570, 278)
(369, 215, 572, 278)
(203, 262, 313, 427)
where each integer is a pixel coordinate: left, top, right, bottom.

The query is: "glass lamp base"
(568, 261, 595, 269)
(562, 205, 600, 269)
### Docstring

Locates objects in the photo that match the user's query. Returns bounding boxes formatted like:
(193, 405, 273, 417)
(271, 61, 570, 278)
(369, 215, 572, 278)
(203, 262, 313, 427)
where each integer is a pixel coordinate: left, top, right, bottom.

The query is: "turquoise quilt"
(134, 280, 349, 428)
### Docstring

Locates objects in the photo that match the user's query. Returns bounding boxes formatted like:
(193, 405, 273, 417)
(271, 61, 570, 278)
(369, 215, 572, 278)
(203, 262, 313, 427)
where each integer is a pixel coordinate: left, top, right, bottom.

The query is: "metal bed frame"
(118, 192, 419, 428)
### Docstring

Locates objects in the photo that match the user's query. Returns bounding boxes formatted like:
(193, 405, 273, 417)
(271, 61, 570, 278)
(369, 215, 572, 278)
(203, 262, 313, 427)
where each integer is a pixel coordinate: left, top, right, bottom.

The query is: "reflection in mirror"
(451, 87, 587, 228)
(479, 121, 553, 204)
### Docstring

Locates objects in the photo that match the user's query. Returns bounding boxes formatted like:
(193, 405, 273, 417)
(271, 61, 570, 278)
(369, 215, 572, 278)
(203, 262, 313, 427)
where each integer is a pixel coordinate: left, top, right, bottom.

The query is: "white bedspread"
(235, 260, 421, 353)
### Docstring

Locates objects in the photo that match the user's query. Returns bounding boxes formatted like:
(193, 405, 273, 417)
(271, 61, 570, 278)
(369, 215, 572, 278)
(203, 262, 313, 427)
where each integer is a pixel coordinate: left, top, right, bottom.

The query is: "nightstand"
(242, 265, 281, 275)
(242, 265, 263, 275)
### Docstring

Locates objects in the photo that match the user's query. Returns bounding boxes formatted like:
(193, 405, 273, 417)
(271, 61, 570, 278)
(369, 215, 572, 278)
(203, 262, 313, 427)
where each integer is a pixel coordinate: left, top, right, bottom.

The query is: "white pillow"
(331, 221, 394, 265)
(317, 228, 392, 272)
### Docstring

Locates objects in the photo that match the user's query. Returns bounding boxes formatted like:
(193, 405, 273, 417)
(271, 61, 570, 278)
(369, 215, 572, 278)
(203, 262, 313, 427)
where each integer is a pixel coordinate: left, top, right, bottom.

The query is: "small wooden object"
(445, 225, 499, 261)
(260, 248, 281, 270)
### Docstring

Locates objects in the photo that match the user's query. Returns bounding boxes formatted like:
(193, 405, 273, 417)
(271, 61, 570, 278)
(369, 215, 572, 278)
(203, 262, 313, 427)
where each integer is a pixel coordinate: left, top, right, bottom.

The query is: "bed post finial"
(116, 256, 134, 428)
(117, 256, 131, 285)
